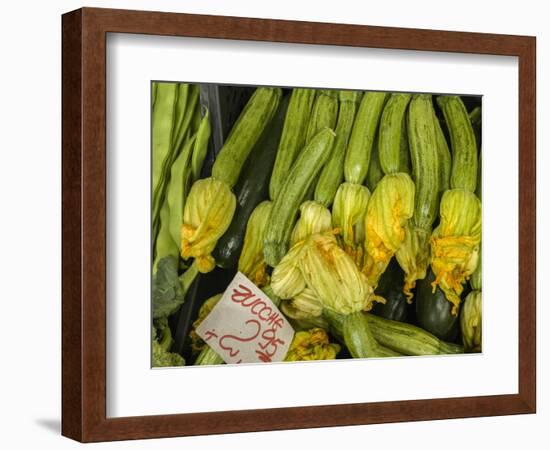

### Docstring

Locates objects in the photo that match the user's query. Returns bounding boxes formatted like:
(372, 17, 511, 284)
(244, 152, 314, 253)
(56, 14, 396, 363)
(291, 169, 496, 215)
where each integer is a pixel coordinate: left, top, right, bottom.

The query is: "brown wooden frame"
(62, 7, 536, 442)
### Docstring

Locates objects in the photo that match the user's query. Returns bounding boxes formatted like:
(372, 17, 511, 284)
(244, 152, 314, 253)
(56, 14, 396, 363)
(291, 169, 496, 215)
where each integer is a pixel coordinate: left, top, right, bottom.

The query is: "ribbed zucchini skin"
(344, 92, 388, 184)
(212, 87, 282, 188)
(305, 90, 338, 144)
(366, 136, 384, 191)
(433, 111, 452, 193)
(378, 93, 412, 175)
(269, 88, 316, 200)
(408, 94, 440, 231)
(213, 96, 290, 269)
(436, 95, 478, 193)
(365, 313, 463, 355)
(324, 310, 460, 356)
(314, 91, 361, 207)
(343, 312, 400, 358)
(264, 128, 336, 267)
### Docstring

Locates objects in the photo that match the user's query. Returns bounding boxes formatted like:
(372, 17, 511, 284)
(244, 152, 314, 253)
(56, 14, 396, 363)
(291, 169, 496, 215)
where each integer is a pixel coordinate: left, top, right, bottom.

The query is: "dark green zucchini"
(415, 269, 460, 341)
(213, 95, 290, 268)
(371, 258, 408, 322)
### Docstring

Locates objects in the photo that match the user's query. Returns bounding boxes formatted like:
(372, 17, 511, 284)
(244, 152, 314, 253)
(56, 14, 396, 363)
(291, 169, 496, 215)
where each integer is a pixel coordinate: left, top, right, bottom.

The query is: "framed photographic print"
(62, 7, 536, 442)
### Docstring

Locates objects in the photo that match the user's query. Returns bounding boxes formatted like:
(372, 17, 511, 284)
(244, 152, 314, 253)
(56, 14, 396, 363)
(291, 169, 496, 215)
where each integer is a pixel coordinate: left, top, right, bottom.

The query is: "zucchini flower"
(189, 293, 222, 353)
(301, 232, 377, 315)
(285, 328, 340, 362)
(290, 201, 332, 246)
(363, 173, 415, 286)
(270, 240, 307, 300)
(272, 232, 377, 315)
(332, 182, 370, 265)
(238, 201, 273, 287)
(280, 287, 324, 320)
(181, 177, 236, 273)
(460, 290, 482, 352)
(430, 189, 481, 314)
(395, 224, 430, 302)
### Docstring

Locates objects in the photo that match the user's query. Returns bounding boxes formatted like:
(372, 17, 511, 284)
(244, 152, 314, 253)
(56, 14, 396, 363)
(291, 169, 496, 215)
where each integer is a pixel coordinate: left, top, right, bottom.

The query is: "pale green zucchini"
(269, 88, 316, 200)
(264, 128, 336, 267)
(378, 93, 412, 175)
(344, 91, 388, 184)
(437, 95, 478, 193)
(314, 90, 361, 207)
(408, 94, 440, 231)
(212, 87, 282, 188)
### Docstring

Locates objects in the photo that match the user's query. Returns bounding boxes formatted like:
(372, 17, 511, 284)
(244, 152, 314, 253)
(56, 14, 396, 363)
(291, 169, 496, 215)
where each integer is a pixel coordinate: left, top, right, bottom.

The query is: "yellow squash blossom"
(430, 189, 482, 314)
(290, 201, 332, 246)
(181, 177, 236, 273)
(238, 201, 273, 287)
(395, 224, 430, 302)
(280, 287, 324, 320)
(301, 232, 377, 315)
(272, 232, 378, 316)
(270, 240, 308, 300)
(285, 328, 340, 362)
(460, 290, 482, 352)
(189, 293, 222, 353)
(332, 182, 370, 265)
(363, 173, 415, 286)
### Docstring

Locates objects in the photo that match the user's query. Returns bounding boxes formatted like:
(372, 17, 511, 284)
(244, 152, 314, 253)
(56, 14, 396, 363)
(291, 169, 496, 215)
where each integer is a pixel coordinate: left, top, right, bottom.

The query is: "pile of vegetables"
(151, 82, 482, 367)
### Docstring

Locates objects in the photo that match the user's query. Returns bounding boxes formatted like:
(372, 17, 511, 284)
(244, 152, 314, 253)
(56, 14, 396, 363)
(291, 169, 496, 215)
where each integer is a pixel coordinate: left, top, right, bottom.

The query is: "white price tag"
(196, 272, 294, 364)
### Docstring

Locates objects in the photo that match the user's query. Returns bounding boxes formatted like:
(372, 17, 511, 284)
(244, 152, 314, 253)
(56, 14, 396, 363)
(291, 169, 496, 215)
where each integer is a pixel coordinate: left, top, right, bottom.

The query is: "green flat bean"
(167, 135, 196, 248)
(152, 83, 178, 199)
(153, 198, 179, 271)
(173, 85, 199, 152)
(171, 84, 190, 148)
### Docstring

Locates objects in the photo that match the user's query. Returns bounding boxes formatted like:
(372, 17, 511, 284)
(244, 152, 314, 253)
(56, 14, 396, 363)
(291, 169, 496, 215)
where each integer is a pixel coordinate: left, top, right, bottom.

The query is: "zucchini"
(378, 93, 412, 175)
(370, 258, 408, 322)
(343, 312, 401, 358)
(264, 128, 336, 267)
(437, 96, 478, 193)
(399, 112, 412, 174)
(213, 95, 290, 269)
(269, 88, 316, 200)
(366, 313, 463, 355)
(191, 109, 211, 182)
(324, 310, 402, 357)
(415, 270, 460, 341)
(212, 87, 282, 188)
(366, 133, 384, 191)
(408, 94, 440, 231)
(469, 105, 482, 152)
(344, 91, 388, 184)
(305, 90, 338, 144)
(433, 110, 451, 193)
(325, 309, 462, 356)
(315, 90, 361, 207)
(470, 105, 482, 200)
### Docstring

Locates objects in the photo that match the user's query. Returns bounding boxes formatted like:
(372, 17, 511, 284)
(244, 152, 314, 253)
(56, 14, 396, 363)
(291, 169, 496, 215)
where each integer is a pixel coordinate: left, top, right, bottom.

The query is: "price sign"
(196, 272, 294, 364)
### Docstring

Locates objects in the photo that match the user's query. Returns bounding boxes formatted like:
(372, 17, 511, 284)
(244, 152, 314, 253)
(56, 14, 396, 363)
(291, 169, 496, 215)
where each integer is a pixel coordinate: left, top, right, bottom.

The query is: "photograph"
(151, 83, 483, 368)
